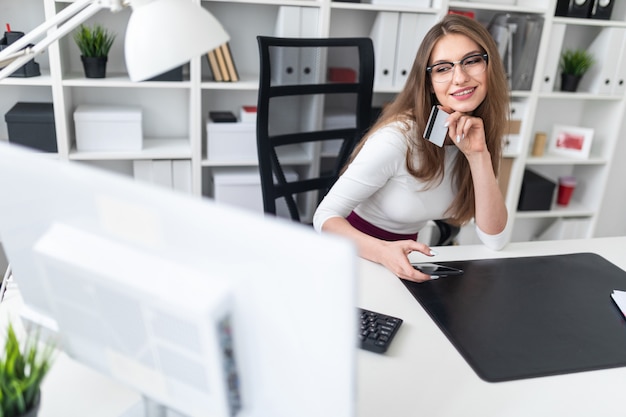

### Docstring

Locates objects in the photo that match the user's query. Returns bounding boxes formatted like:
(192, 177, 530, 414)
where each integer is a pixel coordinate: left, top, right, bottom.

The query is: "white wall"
(595, 114, 626, 237)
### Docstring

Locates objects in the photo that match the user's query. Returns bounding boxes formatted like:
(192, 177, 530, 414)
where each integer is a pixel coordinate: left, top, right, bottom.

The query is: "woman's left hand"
(441, 106, 487, 155)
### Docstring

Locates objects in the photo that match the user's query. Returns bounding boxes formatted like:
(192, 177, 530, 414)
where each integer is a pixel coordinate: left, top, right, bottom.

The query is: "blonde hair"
(346, 14, 509, 225)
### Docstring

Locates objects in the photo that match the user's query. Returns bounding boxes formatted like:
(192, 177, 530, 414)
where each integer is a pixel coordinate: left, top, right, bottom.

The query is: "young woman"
(313, 14, 510, 282)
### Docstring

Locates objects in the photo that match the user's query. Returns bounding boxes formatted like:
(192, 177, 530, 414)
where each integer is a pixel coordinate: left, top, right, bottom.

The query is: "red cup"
(557, 176, 576, 206)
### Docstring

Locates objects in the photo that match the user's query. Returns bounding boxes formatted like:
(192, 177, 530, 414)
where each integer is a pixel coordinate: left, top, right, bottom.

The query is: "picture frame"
(548, 124, 594, 159)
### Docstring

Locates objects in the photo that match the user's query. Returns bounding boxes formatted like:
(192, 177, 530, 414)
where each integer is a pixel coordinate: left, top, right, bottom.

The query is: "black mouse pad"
(402, 253, 626, 382)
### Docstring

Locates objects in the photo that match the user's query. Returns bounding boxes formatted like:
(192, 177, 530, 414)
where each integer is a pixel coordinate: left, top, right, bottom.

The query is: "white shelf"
(69, 138, 191, 160)
(525, 155, 608, 165)
(516, 201, 595, 219)
(62, 72, 192, 89)
(0, 70, 53, 86)
(2, 0, 624, 242)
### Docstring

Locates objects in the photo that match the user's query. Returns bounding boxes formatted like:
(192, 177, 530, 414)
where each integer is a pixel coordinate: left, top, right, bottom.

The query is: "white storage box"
(74, 105, 143, 152)
(212, 167, 297, 218)
(207, 122, 257, 161)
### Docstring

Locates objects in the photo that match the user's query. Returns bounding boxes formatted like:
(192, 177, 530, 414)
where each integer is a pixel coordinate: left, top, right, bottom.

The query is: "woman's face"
(428, 33, 488, 114)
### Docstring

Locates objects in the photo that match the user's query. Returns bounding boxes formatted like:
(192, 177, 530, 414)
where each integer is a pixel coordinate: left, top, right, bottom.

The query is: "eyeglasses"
(426, 53, 488, 83)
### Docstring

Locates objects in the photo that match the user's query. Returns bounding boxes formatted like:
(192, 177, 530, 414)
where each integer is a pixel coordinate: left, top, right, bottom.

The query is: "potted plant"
(0, 324, 55, 417)
(73, 24, 116, 79)
(559, 48, 594, 92)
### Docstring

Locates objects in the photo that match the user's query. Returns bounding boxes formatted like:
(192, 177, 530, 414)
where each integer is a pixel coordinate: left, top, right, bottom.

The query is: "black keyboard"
(358, 308, 403, 354)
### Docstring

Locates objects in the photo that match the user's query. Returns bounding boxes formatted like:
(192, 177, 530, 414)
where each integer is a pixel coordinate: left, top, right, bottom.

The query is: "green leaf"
(0, 324, 55, 417)
(73, 24, 116, 57)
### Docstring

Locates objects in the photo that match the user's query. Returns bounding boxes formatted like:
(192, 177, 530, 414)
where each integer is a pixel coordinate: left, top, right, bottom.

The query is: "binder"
(274, 6, 301, 84)
(611, 30, 626, 96)
(172, 159, 192, 194)
(133, 160, 153, 183)
(578, 28, 626, 94)
(539, 23, 565, 93)
(206, 49, 223, 82)
(299, 7, 320, 84)
(394, 13, 432, 89)
(220, 43, 239, 82)
(152, 160, 173, 188)
(488, 13, 543, 91)
(370, 11, 399, 89)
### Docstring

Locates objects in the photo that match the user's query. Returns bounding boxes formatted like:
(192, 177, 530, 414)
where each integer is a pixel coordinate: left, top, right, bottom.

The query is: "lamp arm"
(0, 0, 126, 81)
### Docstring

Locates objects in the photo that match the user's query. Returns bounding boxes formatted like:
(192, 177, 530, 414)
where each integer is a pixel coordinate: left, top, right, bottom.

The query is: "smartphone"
(412, 263, 464, 277)
(423, 106, 450, 147)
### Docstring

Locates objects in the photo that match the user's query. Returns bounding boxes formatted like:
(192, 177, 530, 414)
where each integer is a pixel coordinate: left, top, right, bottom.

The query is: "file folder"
(401, 252, 626, 382)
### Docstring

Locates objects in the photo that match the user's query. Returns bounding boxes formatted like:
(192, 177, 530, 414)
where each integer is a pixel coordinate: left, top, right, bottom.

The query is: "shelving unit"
(2, 0, 625, 241)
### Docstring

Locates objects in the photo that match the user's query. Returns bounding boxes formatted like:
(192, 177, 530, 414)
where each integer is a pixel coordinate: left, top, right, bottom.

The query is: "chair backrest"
(256, 36, 374, 223)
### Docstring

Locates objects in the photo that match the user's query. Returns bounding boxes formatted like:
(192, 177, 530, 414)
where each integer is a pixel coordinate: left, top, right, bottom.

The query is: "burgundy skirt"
(346, 211, 418, 242)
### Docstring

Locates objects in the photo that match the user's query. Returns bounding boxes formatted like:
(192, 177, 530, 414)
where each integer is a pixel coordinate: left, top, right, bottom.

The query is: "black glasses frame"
(426, 53, 489, 77)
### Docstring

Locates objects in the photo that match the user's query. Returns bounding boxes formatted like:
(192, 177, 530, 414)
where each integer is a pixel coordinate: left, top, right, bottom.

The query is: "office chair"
(256, 36, 375, 223)
(256, 36, 459, 245)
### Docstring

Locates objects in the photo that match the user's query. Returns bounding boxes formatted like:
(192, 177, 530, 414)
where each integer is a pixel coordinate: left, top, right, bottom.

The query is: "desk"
(358, 236, 626, 417)
(3, 237, 626, 416)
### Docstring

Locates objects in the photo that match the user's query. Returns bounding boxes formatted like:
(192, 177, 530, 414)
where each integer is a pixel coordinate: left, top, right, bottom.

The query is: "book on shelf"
(214, 44, 230, 82)
(206, 49, 223, 82)
(206, 42, 240, 82)
(220, 42, 239, 82)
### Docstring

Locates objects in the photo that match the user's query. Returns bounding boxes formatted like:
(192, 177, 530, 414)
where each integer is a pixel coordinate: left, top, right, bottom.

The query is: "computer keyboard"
(358, 308, 403, 354)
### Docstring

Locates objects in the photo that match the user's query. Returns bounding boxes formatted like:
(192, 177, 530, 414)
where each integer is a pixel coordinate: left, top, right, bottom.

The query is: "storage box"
(74, 105, 143, 152)
(518, 169, 556, 211)
(207, 122, 256, 161)
(4, 102, 57, 152)
(212, 167, 297, 218)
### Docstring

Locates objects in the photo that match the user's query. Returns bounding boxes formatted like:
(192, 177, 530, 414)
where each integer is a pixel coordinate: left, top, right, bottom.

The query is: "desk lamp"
(0, 0, 229, 82)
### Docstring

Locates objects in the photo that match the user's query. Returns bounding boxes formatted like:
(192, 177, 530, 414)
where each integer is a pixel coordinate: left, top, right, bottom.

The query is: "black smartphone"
(412, 263, 464, 277)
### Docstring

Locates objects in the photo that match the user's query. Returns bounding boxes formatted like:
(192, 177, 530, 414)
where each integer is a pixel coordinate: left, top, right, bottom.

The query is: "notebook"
(401, 252, 626, 382)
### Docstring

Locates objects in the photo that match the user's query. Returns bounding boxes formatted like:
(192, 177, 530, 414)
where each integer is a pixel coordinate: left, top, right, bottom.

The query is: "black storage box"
(5, 102, 57, 152)
(0, 31, 41, 78)
(518, 169, 556, 211)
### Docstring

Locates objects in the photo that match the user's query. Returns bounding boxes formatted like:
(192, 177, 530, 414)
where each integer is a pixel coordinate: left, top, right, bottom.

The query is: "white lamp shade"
(125, 0, 229, 82)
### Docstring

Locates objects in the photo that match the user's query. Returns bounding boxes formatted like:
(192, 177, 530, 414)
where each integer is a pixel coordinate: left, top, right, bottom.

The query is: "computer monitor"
(0, 142, 357, 417)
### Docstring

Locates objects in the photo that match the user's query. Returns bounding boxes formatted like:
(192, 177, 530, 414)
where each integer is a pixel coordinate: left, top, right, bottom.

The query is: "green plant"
(73, 24, 116, 57)
(0, 324, 55, 417)
(559, 49, 595, 77)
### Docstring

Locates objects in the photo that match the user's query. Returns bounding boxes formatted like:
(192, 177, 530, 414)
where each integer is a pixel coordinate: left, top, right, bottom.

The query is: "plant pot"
(560, 73, 582, 92)
(19, 391, 41, 417)
(80, 55, 108, 79)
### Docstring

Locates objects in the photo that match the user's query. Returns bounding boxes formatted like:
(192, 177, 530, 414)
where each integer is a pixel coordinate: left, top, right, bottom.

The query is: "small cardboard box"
(74, 105, 142, 152)
(212, 167, 297, 218)
(5, 102, 57, 152)
(207, 122, 256, 161)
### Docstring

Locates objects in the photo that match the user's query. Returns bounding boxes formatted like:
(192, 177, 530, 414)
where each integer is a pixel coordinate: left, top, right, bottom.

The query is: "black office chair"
(256, 36, 375, 223)
(256, 36, 459, 245)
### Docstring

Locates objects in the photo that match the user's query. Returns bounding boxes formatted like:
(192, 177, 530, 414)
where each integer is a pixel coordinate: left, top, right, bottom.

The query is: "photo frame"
(548, 124, 594, 159)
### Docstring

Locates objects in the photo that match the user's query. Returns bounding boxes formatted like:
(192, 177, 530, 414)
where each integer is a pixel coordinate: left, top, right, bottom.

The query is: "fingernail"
(430, 275, 440, 280)
(443, 121, 449, 127)
(430, 249, 439, 256)
(462, 133, 465, 140)
(456, 135, 460, 143)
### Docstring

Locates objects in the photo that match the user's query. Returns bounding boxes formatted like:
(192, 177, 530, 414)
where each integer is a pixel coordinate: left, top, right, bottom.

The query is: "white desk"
(357, 236, 626, 417)
(4, 237, 626, 416)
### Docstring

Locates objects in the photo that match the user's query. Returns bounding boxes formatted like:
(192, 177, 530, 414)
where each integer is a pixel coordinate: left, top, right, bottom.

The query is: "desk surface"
(358, 236, 626, 417)
(4, 236, 626, 417)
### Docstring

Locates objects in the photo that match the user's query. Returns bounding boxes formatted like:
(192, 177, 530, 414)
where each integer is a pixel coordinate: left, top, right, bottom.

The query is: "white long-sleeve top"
(313, 122, 509, 250)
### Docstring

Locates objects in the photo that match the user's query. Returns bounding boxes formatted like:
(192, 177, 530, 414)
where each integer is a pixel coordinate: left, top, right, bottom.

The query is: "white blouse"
(313, 122, 509, 250)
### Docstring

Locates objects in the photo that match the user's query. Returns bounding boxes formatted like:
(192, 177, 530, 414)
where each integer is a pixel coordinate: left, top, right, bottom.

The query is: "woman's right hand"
(321, 217, 435, 282)
(375, 240, 435, 282)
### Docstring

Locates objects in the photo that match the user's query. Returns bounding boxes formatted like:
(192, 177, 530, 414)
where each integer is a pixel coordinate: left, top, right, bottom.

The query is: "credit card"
(423, 106, 450, 147)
